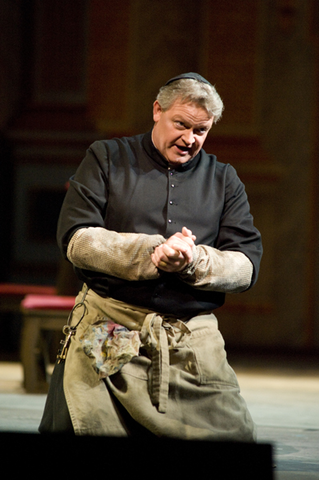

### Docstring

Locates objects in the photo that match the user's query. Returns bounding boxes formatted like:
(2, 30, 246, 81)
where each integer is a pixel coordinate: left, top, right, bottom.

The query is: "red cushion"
(0, 283, 56, 296)
(21, 294, 75, 310)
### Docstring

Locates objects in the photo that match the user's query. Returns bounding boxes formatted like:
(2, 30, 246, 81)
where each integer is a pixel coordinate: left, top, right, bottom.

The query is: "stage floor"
(0, 356, 318, 479)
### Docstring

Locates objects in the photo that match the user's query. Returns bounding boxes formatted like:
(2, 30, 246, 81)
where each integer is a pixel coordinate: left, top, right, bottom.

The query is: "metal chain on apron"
(57, 286, 89, 364)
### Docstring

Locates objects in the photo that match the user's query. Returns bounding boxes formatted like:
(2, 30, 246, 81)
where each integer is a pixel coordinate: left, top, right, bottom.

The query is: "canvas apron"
(46, 285, 256, 441)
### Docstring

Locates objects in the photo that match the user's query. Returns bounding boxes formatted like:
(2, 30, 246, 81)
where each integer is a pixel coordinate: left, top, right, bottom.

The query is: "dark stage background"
(1, 0, 319, 356)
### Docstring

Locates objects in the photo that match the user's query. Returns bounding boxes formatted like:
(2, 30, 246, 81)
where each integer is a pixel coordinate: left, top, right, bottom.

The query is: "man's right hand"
(151, 227, 196, 272)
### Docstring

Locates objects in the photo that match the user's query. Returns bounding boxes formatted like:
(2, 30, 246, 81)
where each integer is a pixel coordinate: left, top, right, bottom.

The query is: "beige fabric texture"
(64, 287, 256, 441)
(67, 227, 165, 281)
(67, 227, 252, 292)
(180, 244, 253, 292)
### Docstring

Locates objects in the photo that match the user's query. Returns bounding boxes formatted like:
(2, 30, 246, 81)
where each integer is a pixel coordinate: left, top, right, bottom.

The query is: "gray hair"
(156, 79, 224, 123)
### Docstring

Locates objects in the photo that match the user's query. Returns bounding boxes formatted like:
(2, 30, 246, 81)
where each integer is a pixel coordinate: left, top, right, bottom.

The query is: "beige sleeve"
(67, 227, 165, 281)
(178, 244, 253, 293)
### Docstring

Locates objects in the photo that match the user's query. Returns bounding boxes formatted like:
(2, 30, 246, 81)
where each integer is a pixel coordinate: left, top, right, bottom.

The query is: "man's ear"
(153, 100, 162, 122)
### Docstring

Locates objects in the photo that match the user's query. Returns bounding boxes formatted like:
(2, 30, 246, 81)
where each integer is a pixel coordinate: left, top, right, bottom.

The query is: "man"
(40, 73, 262, 440)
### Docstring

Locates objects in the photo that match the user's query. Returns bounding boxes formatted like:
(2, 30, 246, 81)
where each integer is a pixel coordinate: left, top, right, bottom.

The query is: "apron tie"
(140, 313, 191, 413)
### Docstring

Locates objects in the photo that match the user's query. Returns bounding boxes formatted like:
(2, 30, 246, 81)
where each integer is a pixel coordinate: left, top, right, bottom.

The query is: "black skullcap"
(164, 72, 212, 87)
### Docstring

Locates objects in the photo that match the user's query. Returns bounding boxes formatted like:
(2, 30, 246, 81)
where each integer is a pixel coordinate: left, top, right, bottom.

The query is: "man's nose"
(182, 129, 195, 145)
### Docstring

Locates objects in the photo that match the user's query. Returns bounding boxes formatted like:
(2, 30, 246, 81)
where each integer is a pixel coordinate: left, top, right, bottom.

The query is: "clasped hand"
(151, 227, 196, 273)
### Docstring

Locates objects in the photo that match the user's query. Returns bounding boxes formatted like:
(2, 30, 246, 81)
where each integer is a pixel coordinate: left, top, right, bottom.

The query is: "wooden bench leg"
(20, 315, 46, 393)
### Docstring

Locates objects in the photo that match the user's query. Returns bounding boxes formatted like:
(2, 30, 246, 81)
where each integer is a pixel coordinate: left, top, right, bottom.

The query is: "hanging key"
(57, 325, 76, 364)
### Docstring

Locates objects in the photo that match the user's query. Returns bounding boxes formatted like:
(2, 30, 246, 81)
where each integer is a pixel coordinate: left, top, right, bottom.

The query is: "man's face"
(152, 99, 214, 165)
